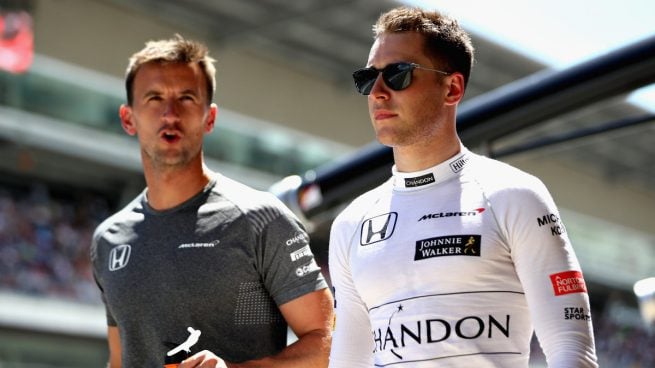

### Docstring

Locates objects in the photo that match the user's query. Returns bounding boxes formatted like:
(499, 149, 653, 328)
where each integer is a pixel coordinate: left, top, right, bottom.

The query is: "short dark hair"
(124, 34, 216, 106)
(373, 7, 475, 88)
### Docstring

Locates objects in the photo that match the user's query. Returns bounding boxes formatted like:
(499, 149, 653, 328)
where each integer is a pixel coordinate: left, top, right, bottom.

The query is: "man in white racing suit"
(328, 6, 598, 368)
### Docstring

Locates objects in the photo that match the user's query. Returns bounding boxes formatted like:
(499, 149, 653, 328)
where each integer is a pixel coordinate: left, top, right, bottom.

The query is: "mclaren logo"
(109, 244, 131, 271)
(361, 212, 398, 246)
(418, 208, 485, 222)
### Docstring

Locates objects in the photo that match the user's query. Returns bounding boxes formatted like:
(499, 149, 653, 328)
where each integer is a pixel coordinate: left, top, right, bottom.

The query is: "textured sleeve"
(328, 214, 374, 368)
(257, 199, 328, 306)
(90, 226, 117, 326)
(496, 177, 598, 367)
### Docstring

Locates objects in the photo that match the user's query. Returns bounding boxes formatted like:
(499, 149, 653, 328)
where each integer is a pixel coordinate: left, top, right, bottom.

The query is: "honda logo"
(361, 212, 398, 246)
(109, 244, 131, 271)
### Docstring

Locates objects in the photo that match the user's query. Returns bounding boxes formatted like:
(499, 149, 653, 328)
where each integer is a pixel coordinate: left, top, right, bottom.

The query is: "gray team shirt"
(91, 174, 327, 366)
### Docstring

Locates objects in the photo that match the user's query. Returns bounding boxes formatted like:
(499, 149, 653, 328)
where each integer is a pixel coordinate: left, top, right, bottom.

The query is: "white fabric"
(328, 147, 598, 368)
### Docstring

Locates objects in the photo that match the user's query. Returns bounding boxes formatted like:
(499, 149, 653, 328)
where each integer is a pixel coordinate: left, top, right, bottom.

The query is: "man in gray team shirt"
(91, 35, 333, 367)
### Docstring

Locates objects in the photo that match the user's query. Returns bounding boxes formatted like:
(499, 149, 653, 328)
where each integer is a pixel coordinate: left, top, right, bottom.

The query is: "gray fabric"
(91, 174, 327, 366)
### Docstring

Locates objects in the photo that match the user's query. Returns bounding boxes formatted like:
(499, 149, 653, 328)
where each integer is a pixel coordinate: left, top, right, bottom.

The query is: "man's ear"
(119, 104, 137, 136)
(444, 73, 466, 105)
(205, 103, 218, 133)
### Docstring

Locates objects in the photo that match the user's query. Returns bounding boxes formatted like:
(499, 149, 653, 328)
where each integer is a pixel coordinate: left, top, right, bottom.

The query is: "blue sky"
(403, 0, 655, 110)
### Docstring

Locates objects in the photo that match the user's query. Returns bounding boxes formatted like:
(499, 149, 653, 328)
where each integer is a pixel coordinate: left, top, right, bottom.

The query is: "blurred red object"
(0, 10, 33, 74)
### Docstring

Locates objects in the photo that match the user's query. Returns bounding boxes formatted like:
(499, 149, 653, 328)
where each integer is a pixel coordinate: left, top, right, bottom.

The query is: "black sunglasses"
(352, 62, 450, 95)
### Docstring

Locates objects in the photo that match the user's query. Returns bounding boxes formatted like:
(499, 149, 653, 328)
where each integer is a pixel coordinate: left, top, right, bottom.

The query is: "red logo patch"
(550, 270, 587, 296)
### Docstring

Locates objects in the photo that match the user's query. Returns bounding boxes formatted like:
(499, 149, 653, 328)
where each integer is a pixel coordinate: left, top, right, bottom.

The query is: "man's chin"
(375, 132, 401, 147)
(151, 154, 191, 169)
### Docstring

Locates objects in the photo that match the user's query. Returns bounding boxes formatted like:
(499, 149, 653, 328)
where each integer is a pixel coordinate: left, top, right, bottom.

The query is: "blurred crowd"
(594, 311, 654, 367)
(0, 181, 109, 304)
(0, 181, 652, 365)
(528, 311, 654, 367)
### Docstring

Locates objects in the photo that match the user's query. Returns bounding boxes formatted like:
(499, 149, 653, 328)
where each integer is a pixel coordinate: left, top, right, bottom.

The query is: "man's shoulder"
(90, 192, 145, 258)
(94, 193, 144, 236)
(465, 154, 551, 201)
(211, 174, 296, 222)
(468, 154, 545, 189)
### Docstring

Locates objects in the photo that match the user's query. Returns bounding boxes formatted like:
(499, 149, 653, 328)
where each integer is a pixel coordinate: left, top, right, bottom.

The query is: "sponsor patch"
(550, 270, 587, 296)
(285, 232, 308, 247)
(414, 235, 481, 260)
(418, 208, 485, 222)
(404, 173, 435, 188)
(361, 212, 398, 246)
(290, 244, 312, 262)
(372, 302, 511, 364)
(109, 244, 131, 271)
(449, 155, 470, 173)
(537, 213, 567, 236)
(295, 259, 319, 277)
(178, 240, 219, 249)
(563, 306, 591, 321)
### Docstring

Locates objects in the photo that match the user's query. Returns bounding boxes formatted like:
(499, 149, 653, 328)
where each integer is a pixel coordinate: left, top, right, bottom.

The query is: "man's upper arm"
(499, 181, 598, 367)
(279, 288, 334, 338)
(327, 216, 374, 368)
(107, 326, 122, 368)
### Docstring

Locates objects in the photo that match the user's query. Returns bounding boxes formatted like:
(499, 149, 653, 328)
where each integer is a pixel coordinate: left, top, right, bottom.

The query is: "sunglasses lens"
(352, 63, 415, 95)
(383, 63, 413, 91)
(353, 68, 379, 95)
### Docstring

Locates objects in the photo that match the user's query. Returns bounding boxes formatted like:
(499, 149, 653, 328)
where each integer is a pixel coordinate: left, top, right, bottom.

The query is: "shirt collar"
(392, 146, 471, 191)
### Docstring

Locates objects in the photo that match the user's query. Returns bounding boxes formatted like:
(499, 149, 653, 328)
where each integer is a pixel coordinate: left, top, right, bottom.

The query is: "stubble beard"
(144, 144, 199, 171)
(375, 117, 440, 148)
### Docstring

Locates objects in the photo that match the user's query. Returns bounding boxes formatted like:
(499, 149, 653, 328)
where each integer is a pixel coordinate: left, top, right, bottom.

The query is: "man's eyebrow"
(140, 88, 199, 99)
(179, 89, 199, 96)
(142, 90, 162, 99)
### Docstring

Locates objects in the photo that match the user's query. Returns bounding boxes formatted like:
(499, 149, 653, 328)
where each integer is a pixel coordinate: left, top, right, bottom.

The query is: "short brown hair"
(373, 7, 475, 88)
(124, 34, 216, 106)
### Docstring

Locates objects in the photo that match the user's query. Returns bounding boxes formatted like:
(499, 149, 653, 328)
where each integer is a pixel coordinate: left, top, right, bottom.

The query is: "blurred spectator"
(0, 181, 109, 304)
(593, 304, 655, 367)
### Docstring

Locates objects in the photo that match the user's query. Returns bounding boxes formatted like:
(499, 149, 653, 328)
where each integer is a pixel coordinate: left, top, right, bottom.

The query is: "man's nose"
(162, 99, 180, 118)
(369, 73, 389, 98)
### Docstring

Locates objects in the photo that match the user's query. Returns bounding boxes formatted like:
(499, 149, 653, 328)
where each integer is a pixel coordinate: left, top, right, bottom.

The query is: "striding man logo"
(361, 212, 398, 246)
(464, 236, 477, 254)
(109, 244, 132, 271)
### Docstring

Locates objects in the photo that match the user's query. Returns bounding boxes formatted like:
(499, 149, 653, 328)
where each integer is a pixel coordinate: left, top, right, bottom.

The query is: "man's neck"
(393, 136, 461, 173)
(143, 162, 212, 211)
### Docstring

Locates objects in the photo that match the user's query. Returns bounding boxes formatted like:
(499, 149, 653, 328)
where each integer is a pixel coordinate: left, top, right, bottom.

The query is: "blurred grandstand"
(1, 0, 654, 367)
(0, 180, 109, 303)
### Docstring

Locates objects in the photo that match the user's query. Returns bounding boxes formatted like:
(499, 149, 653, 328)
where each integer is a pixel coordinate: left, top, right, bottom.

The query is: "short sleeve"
(257, 204, 328, 306)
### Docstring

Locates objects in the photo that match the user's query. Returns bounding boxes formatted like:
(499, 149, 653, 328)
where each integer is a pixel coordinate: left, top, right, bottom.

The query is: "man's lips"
(373, 110, 397, 120)
(160, 130, 181, 143)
